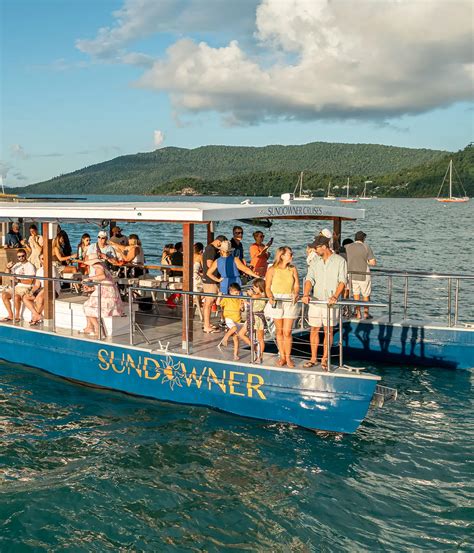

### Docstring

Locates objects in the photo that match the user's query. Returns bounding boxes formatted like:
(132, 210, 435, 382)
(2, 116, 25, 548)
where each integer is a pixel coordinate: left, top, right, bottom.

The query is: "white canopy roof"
(0, 200, 364, 223)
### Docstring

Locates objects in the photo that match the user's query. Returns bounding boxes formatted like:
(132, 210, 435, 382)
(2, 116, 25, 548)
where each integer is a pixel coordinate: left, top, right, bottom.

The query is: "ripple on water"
(1, 198, 473, 550)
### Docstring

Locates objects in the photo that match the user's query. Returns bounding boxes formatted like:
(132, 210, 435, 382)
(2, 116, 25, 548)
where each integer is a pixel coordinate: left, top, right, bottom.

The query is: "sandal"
(203, 327, 220, 334)
(321, 358, 328, 370)
(303, 360, 317, 368)
(276, 358, 286, 367)
(29, 319, 43, 326)
(287, 359, 295, 368)
(0, 317, 13, 322)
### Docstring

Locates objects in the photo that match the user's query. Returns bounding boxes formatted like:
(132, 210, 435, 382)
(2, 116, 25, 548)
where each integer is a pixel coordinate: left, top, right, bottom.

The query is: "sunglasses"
(234, 231, 243, 235)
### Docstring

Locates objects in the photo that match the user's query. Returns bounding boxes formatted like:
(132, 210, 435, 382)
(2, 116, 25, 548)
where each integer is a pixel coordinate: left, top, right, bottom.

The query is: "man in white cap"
(87, 230, 118, 262)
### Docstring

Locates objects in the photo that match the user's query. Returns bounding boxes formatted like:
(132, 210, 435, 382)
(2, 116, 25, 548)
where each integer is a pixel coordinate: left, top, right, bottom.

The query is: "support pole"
(333, 218, 341, 252)
(42, 222, 54, 321)
(207, 222, 214, 244)
(182, 223, 194, 351)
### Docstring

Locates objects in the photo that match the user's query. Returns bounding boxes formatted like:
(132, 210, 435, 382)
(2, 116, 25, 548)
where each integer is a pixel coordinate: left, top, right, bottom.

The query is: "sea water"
(0, 197, 472, 551)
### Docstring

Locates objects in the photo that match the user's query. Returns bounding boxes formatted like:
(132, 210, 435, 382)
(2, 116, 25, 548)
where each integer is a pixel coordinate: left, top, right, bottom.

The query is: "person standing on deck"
(207, 240, 259, 294)
(265, 246, 300, 368)
(345, 231, 376, 319)
(201, 235, 227, 333)
(230, 226, 245, 262)
(249, 231, 273, 276)
(302, 235, 347, 370)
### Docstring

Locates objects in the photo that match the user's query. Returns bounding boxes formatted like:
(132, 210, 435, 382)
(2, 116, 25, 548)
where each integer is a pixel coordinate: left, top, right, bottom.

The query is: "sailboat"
(359, 180, 374, 200)
(339, 177, 358, 203)
(323, 180, 336, 200)
(436, 160, 469, 203)
(293, 172, 313, 201)
(0, 176, 18, 201)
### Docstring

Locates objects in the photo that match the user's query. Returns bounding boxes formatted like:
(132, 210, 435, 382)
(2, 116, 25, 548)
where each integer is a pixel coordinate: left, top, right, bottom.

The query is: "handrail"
(351, 268, 474, 280)
(347, 267, 473, 326)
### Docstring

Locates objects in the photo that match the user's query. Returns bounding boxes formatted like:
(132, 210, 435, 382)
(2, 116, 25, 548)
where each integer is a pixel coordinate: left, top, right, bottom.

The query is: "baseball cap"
(320, 228, 332, 239)
(308, 235, 330, 248)
(98, 230, 108, 238)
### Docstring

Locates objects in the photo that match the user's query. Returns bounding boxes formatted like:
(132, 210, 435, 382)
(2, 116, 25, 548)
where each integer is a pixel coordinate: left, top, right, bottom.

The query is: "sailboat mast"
(449, 159, 453, 199)
(347, 177, 350, 199)
(300, 171, 303, 196)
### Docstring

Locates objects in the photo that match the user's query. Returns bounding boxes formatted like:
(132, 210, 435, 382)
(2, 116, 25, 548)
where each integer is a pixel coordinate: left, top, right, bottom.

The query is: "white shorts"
(225, 318, 243, 330)
(308, 304, 340, 327)
(351, 278, 372, 297)
(265, 294, 300, 320)
(3, 285, 32, 298)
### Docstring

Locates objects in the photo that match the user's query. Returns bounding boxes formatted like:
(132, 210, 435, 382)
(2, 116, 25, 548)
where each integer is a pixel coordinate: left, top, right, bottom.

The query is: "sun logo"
(160, 356, 185, 390)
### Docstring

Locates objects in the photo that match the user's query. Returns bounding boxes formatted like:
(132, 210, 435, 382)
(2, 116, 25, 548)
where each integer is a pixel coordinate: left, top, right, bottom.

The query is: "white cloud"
(10, 144, 30, 159)
(154, 130, 165, 148)
(80, 0, 474, 124)
(76, 0, 258, 60)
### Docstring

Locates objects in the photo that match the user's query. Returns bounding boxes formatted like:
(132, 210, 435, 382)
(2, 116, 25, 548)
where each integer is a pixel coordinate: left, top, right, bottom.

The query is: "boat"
(323, 181, 336, 200)
(359, 180, 374, 200)
(0, 176, 19, 201)
(0, 199, 396, 434)
(339, 178, 358, 203)
(436, 160, 469, 203)
(292, 172, 313, 201)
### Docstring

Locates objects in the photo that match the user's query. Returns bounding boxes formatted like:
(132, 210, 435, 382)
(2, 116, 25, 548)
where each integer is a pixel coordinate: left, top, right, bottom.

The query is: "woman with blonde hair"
(110, 234, 145, 277)
(265, 246, 300, 368)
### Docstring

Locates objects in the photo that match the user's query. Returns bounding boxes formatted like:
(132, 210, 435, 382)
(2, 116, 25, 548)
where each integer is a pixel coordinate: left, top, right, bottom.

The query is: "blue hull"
(292, 320, 473, 370)
(0, 325, 378, 434)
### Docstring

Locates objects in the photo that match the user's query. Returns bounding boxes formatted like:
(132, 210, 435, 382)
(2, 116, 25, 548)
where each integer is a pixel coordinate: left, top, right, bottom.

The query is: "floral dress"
(84, 264, 124, 317)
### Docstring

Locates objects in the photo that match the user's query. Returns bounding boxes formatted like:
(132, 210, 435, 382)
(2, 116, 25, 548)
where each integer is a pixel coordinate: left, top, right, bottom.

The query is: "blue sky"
(1, 0, 473, 186)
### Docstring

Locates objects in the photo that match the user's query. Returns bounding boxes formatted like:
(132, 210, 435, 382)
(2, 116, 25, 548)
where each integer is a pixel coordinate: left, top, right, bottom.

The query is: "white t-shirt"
(36, 266, 61, 295)
(87, 242, 117, 259)
(12, 261, 36, 284)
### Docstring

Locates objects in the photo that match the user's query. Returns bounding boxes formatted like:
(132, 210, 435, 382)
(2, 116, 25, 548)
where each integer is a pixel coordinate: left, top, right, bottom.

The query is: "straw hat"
(219, 240, 232, 253)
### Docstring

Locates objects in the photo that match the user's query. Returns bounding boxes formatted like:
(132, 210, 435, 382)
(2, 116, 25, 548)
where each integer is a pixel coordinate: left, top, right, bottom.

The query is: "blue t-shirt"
(217, 256, 241, 294)
(6, 231, 22, 248)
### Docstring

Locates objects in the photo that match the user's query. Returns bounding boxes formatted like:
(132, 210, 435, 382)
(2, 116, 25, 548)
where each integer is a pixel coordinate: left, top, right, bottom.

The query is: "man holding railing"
(301, 235, 347, 370)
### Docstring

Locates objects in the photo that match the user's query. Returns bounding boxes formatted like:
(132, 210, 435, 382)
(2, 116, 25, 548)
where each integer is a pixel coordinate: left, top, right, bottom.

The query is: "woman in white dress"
(27, 224, 44, 269)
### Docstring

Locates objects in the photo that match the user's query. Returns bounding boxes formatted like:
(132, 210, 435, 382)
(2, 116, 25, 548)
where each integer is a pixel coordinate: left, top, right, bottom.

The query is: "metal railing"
(125, 284, 386, 371)
(349, 268, 474, 326)
(0, 270, 386, 371)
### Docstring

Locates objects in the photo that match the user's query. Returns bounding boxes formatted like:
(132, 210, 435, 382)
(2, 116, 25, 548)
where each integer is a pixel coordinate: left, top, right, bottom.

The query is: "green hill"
(152, 144, 472, 198)
(12, 141, 449, 196)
